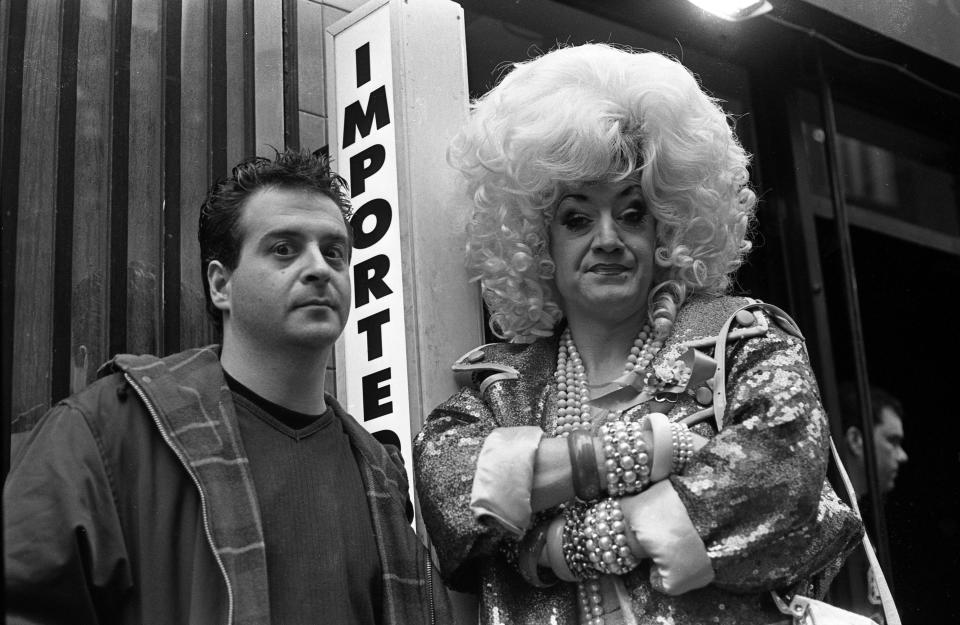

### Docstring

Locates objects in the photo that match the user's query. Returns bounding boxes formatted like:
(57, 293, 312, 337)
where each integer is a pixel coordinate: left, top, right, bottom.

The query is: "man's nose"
(302, 245, 332, 282)
(897, 447, 908, 464)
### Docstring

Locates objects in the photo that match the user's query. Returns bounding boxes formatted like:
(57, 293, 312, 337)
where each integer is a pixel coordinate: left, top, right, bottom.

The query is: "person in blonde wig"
(415, 44, 861, 625)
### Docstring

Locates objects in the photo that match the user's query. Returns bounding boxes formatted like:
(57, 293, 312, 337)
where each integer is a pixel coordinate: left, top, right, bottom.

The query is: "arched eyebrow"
(559, 184, 642, 204)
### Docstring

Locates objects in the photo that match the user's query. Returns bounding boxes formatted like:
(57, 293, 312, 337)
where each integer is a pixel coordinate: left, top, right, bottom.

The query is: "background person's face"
(873, 406, 908, 493)
(219, 187, 352, 351)
(548, 180, 656, 325)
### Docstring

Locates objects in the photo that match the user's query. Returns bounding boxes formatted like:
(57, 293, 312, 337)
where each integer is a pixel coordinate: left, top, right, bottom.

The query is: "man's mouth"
(295, 299, 334, 310)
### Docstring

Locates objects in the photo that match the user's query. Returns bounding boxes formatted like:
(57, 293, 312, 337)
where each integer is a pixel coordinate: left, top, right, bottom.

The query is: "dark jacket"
(5, 346, 449, 625)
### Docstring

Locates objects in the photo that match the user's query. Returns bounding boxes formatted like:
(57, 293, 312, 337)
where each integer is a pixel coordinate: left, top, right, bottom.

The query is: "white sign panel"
(329, 2, 414, 494)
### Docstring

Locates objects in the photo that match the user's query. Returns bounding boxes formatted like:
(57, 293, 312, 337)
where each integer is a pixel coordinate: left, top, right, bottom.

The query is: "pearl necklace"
(554, 322, 664, 624)
(554, 323, 662, 437)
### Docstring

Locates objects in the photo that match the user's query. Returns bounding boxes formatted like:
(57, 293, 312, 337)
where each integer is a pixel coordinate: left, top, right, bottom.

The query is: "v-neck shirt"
(225, 372, 382, 625)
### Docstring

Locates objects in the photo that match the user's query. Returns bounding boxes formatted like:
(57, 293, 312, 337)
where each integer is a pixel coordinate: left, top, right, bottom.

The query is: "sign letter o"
(351, 198, 393, 249)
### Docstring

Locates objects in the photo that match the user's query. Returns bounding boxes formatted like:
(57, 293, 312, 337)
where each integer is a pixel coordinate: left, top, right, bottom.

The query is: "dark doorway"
(850, 226, 960, 623)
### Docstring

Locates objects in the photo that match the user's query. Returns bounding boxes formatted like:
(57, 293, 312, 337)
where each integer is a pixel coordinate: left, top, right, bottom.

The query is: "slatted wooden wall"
(1, 0, 361, 470)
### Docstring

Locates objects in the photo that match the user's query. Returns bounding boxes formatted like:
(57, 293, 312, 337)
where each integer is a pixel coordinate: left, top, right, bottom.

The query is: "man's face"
(218, 187, 352, 351)
(873, 406, 908, 493)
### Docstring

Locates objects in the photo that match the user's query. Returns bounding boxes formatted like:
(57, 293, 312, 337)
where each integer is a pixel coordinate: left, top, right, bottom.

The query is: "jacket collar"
(103, 345, 270, 625)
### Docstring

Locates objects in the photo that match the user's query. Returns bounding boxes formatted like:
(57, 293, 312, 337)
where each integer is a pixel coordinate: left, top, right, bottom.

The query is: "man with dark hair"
(838, 384, 908, 500)
(836, 383, 907, 623)
(5, 149, 448, 624)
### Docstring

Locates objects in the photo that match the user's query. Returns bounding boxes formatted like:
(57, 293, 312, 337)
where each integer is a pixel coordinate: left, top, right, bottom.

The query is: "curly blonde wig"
(450, 44, 755, 341)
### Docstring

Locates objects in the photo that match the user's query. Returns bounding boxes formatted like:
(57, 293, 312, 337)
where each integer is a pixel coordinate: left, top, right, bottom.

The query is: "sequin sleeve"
(668, 319, 862, 592)
(414, 387, 520, 591)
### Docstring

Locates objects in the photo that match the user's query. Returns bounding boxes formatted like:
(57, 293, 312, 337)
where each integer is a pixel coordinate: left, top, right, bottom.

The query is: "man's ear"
(207, 261, 232, 313)
(845, 426, 864, 459)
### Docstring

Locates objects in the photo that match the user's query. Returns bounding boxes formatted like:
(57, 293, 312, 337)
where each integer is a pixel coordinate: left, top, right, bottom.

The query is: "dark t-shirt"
(225, 373, 382, 625)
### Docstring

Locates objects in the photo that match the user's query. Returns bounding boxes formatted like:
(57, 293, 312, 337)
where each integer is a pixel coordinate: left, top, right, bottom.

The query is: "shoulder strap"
(450, 343, 520, 394)
(711, 300, 802, 430)
(712, 301, 900, 625)
(829, 439, 901, 625)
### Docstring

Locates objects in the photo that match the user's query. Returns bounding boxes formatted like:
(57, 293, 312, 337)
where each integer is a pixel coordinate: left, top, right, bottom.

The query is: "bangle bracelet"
(518, 519, 559, 588)
(582, 498, 639, 576)
(568, 428, 601, 502)
(644, 412, 674, 482)
(545, 515, 577, 582)
(670, 422, 694, 473)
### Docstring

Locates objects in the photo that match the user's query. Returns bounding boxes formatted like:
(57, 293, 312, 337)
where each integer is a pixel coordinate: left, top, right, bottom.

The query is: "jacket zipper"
(124, 373, 235, 625)
(425, 554, 436, 625)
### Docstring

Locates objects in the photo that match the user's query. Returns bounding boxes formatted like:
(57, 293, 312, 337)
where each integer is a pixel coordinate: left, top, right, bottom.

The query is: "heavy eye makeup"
(555, 204, 593, 233)
(616, 202, 650, 228)
(554, 198, 649, 233)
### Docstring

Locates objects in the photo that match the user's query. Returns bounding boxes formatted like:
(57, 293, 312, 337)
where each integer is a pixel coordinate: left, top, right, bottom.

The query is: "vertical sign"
(328, 2, 414, 492)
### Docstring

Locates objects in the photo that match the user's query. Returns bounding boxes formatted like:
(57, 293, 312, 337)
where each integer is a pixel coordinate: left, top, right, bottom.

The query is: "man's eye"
(272, 242, 295, 256)
(324, 246, 347, 261)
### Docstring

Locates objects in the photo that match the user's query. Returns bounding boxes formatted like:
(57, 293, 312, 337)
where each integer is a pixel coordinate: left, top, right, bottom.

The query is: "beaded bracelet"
(568, 428, 602, 502)
(670, 421, 694, 474)
(581, 498, 639, 576)
(517, 518, 559, 588)
(561, 505, 598, 581)
(599, 418, 650, 496)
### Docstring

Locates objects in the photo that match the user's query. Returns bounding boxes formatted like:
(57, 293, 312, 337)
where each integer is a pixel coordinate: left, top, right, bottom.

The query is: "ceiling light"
(685, 0, 773, 21)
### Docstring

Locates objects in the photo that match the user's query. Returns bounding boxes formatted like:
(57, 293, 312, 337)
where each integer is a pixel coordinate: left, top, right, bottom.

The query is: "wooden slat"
(225, 0, 250, 165)
(162, 0, 182, 355)
(126, 0, 164, 355)
(178, 0, 212, 349)
(243, 0, 256, 158)
(109, 0, 132, 356)
(282, 0, 300, 149)
(70, 0, 115, 392)
(209, 0, 227, 180)
(2, 0, 28, 466)
(254, 0, 284, 153)
(299, 110, 326, 153)
(12, 0, 62, 425)
(51, 0, 79, 402)
(297, 0, 325, 118)
(0, 0, 10, 126)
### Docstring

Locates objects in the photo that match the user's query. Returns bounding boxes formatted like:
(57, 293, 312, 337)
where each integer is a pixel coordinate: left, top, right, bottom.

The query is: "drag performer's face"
(549, 180, 656, 323)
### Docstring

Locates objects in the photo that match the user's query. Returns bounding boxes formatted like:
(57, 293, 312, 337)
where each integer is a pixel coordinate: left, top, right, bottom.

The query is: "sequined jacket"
(414, 295, 863, 625)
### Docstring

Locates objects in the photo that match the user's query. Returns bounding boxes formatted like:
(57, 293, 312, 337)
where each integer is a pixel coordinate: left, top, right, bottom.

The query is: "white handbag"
(771, 440, 901, 625)
(777, 595, 879, 625)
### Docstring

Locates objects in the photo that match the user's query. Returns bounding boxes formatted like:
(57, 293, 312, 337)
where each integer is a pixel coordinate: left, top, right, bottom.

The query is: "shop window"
(799, 91, 960, 248)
